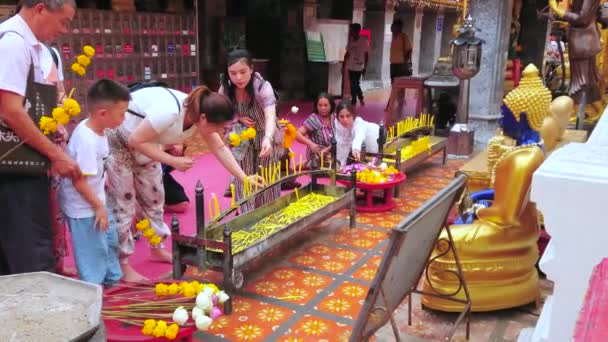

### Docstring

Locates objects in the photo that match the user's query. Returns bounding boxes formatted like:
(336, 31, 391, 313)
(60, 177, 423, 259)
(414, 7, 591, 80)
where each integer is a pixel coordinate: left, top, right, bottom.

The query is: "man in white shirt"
(0, 0, 78, 275)
(344, 23, 370, 106)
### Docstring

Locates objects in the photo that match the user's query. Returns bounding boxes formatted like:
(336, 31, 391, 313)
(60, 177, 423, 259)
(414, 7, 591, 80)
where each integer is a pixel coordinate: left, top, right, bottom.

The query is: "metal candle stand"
(171, 142, 357, 308)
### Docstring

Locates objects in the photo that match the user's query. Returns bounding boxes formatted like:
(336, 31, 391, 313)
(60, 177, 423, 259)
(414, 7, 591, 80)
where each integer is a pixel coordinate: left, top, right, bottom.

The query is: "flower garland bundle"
(38, 45, 95, 135)
(135, 219, 163, 246)
(102, 280, 231, 339)
(71, 45, 95, 76)
(228, 127, 256, 147)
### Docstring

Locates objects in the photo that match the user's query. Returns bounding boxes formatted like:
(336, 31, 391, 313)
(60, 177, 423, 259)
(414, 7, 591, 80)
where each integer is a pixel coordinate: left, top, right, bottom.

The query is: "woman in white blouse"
(333, 101, 379, 166)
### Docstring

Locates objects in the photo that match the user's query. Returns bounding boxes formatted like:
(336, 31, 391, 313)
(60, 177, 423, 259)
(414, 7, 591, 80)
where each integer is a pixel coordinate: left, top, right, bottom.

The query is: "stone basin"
(0, 272, 102, 342)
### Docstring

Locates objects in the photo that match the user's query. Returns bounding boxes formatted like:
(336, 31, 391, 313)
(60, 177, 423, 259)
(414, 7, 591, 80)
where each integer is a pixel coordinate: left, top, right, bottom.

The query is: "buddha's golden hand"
(548, 0, 566, 18)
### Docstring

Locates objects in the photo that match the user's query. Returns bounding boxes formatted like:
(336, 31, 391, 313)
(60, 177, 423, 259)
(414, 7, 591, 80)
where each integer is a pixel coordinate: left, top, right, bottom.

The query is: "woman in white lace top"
(334, 101, 379, 166)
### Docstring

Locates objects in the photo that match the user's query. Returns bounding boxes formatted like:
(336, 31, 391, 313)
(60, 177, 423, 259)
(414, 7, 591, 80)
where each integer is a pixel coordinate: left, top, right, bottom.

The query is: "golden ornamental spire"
(502, 64, 552, 131)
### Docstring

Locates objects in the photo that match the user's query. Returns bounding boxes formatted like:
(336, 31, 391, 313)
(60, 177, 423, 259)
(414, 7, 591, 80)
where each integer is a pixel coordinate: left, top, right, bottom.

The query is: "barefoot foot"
(120, 263, 149, 283)
(150, 247, 173, 264)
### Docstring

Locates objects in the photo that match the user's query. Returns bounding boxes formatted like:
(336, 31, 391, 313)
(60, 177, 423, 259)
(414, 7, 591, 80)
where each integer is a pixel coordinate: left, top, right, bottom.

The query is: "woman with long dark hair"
(219, 49, 284, 213)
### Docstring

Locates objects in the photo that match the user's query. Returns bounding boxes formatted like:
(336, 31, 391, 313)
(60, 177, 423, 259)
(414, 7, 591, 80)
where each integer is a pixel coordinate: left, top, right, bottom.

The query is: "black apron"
(0, 40, 57, 275)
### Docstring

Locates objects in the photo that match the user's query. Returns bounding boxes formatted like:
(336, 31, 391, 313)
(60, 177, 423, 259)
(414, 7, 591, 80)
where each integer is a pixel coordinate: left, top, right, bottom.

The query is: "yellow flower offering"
(152, 320, 167, 338)
(142, 228, 155, 238)
(51, 107, 69, 125)
(39, 116, 57, 135)
(283, 122, 297, 149)
(165, 323, 179, 340)
(62, 98, 81, 117)
(71, 63, 86, 76)
(155, 283, 169, 296)
(83, 45, 95, 57)
(141, 319, 157, 335)
(241, 127, 256, 141)
(149, 235, 162, 246)
(136, 219, 150, 230)
(182, 283, 197, 298)
(168, 283, 180, 295)
(76, 54, 91, 67)
(228, 132, 241, 147)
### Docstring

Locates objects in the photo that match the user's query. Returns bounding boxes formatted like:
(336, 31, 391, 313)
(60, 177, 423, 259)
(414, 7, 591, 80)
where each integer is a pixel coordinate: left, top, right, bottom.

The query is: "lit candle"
(212, 193, 220, 218)
(298, 154, 303, 174)
(294, 187, 299, 201)
(244, 177, 249, 198)
(285, 160, 288, 177)
(321, 152, 325, 169)
(230, 184, 235, 208)
(207, 199, 213, 222)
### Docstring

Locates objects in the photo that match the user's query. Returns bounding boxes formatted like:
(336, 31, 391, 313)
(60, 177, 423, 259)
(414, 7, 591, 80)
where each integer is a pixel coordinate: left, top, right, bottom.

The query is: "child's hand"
(95, 205, 109, 232)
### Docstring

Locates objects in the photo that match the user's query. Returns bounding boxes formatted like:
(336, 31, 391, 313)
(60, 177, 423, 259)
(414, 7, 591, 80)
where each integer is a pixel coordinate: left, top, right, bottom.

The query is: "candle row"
(387, 114, 435, 141)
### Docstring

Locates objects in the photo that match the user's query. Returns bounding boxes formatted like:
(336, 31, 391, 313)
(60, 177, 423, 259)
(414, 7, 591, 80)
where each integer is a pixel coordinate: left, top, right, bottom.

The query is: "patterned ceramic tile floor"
(187, 155, 546, 342)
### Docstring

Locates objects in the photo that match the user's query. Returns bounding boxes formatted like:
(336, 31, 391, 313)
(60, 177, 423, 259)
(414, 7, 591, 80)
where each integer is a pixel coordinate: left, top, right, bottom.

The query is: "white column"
(411, 6, 424, 76)
(381, 1, 397, 86)
(467, 0, 514, 146)
(353, 0, 366, 24)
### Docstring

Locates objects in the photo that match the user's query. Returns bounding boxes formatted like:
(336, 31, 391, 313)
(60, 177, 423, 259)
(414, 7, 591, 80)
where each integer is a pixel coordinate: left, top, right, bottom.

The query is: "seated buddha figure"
(421, 64, 551, 312)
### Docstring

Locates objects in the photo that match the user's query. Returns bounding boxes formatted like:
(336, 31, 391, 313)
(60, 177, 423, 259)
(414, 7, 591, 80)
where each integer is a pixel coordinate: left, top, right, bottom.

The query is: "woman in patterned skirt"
(296, 92, 335, 169)
(219, 49, 284, 213)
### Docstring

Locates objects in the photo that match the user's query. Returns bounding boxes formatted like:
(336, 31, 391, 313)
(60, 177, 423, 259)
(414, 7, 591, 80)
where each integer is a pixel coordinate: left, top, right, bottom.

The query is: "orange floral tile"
(352, 255, 383, 282)
(288, 244, 364, 274)
(204, 297, 295, 341)
(408, 176, 452, 189)
(393, 198, 427, 214)
(398, 186, 438, 200)
(329, 226, 388, 249)
(244, 267, 334, 305)
(315, 282, 370, 320)
(279, 315, 352, 342)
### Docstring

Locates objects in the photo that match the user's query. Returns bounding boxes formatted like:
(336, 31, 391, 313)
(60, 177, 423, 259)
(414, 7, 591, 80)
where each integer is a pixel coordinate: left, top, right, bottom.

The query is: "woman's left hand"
(260, 136, 273, 158)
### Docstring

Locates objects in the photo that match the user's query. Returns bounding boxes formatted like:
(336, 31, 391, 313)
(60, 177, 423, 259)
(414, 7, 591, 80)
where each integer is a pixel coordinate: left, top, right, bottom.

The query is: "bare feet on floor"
(121, 263, 149, 283)
(149, 247, 173, 264)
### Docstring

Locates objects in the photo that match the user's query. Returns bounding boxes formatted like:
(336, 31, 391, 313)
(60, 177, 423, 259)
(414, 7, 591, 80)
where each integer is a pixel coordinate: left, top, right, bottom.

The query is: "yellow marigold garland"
(135, 218, 164, 246)
(229, 127, 257, 147)
(37, 45, 95, 135)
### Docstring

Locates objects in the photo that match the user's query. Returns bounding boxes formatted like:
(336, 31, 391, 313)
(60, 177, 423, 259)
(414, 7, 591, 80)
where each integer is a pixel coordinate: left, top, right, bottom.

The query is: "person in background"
(59, 79, 129, 286)
(0, 0, 80, 275)
(344, 23, 370, 107)
(389, 19, 412, 83)
(162, 144, 189, 213)
(333, 101, 379, 166)
(296, 92, 335, 169)
(219, 48, 283, 213)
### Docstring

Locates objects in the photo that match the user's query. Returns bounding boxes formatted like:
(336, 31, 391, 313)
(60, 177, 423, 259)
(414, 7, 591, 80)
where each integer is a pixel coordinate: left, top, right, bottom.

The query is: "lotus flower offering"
(341, 162, 400, 184)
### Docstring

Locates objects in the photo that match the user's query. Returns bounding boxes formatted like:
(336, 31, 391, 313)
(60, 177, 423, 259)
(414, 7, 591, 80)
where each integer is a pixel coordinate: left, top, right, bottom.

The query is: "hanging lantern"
(452, 15, 483, 80)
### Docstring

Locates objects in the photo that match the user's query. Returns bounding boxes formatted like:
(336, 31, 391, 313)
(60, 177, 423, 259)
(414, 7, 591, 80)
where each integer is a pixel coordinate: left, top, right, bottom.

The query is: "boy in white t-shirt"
(59, 79, 131, 286)
(344, 23, 370, 106)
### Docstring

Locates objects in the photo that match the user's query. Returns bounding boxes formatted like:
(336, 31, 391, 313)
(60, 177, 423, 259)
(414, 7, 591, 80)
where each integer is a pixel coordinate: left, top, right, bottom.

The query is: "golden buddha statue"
(422, 64, 551, 312)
